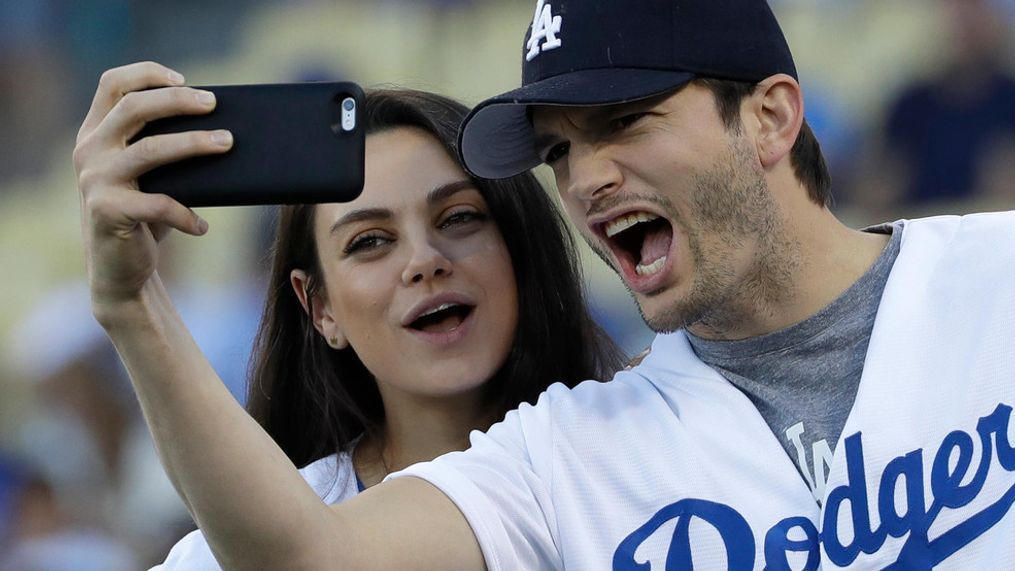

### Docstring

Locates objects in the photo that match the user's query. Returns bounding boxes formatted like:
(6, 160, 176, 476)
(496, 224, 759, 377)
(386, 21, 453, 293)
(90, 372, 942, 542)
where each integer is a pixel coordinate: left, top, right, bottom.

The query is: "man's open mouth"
(408, 303, 474, 334)
(601, 211, 674, 280)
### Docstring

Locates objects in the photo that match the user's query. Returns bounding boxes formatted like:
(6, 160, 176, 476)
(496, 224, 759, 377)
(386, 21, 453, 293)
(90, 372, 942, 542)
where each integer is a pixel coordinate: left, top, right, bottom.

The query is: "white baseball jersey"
(152, 452, 357, 570)
(393, 211, 1015, 569)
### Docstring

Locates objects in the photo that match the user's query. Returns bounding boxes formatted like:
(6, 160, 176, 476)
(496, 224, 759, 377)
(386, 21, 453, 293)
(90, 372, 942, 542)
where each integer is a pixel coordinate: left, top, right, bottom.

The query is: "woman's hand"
(73, 61, 233, 317)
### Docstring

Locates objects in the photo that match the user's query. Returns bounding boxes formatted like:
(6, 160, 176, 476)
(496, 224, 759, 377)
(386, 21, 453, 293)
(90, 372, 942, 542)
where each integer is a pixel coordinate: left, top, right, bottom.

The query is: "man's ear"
(290, 269, 348, 350)
(749, 74, 804, 170)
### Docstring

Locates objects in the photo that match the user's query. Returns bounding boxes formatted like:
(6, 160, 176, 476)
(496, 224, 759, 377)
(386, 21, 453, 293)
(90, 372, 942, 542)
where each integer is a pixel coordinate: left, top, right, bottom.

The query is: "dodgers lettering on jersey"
(613, 403, 1015, 570)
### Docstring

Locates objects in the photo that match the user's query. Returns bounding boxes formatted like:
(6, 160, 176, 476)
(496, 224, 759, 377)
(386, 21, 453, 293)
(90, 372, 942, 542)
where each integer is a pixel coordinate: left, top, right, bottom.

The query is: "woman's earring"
(329, 335, 338, 348)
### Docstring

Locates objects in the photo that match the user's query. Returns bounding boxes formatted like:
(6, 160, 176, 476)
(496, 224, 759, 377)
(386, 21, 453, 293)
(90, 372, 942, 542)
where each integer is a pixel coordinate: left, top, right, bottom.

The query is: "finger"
(150, 220, 191, 243)
(76, 129, 231, 212)
(88, 188, 209, 238)
(108, 129, 233, 184)
(89, 86, 218, 148)
(79, 61, 186, 141)
(150, 222, 173, 243)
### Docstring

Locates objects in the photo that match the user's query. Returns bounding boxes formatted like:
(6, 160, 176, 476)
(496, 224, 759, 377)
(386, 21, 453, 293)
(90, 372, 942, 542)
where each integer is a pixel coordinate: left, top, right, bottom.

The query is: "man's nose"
(562, 143, 623, 206)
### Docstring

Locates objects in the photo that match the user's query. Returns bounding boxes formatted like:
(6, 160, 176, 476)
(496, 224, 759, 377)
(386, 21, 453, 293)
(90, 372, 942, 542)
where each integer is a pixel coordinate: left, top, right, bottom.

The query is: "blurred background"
(1, 0, 1014, 567)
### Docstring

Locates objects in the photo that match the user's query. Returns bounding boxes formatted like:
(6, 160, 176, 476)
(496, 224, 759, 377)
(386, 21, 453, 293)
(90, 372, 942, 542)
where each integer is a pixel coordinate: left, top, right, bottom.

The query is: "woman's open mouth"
(403, 295, 478, 347)
(408, 303, 474, 334)
(599, 211, 675, 293)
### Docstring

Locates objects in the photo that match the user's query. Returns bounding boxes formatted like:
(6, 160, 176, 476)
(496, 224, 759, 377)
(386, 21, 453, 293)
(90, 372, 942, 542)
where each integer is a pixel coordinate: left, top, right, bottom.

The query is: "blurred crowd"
(1, 0, 1014, 567)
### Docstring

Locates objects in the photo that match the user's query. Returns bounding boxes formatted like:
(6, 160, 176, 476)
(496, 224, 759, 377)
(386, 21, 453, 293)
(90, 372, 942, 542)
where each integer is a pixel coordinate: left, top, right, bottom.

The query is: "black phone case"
(136, 82, 365, 207)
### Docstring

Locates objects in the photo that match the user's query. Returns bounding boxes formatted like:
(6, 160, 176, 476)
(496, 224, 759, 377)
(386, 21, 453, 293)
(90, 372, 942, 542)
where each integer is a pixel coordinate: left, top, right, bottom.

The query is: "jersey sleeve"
(151, 528, 220, 570)
(388, 387, 563, 571)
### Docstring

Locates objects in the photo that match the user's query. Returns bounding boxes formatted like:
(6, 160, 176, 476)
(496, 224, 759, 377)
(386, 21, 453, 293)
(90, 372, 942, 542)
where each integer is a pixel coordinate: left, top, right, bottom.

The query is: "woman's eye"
(440, 210, 486, 229)
(344, 233, 391, 254)
(543, 142, 570, 165)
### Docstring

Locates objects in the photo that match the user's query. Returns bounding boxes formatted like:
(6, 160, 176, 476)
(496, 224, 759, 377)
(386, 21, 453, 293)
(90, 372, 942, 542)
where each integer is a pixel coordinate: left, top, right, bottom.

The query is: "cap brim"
(460, 68, 695, 179)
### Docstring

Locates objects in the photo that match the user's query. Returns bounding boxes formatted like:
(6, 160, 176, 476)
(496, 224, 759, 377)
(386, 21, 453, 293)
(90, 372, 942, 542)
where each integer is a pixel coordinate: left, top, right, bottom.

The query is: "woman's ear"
(290, 269, 348, 350)
(750, 74, 805, 169)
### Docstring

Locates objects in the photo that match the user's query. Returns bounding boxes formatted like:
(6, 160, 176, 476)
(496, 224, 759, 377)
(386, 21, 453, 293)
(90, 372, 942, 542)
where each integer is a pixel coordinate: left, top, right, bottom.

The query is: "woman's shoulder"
(298, 451, 359, 504)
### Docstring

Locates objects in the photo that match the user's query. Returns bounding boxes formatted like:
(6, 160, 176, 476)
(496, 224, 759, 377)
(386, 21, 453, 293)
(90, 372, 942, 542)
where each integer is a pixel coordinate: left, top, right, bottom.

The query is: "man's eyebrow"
(534, 132, 561, 154)
(329, 180, 476, 236)
(531, 103, 639, 153)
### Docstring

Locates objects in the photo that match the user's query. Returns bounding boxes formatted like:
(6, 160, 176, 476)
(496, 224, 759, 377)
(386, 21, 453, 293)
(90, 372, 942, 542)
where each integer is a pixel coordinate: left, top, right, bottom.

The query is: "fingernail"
(168, 70, 185, 84)
(197, 217, 209, 234)
(211, 130, 233, 147)
(196, 90, 216, 106)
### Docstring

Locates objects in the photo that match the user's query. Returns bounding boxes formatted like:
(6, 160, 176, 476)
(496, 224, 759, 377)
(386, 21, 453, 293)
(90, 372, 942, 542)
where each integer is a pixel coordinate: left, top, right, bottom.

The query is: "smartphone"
(136, 82, 365, 207)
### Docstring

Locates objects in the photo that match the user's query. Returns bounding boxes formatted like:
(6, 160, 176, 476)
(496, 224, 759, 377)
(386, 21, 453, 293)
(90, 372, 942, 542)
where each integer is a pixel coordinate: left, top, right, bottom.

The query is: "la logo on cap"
(526, 0, 562, 62)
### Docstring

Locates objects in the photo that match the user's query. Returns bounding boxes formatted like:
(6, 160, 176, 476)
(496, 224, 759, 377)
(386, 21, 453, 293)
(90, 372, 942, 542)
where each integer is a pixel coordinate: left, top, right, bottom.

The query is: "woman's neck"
(354, 389, 494, 488)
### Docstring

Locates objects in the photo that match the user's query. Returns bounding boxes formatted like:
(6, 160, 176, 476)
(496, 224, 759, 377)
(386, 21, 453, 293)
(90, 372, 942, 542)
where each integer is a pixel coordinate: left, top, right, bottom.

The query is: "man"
(76, 0, 1015, 569)
(389, 0, 1014, 568)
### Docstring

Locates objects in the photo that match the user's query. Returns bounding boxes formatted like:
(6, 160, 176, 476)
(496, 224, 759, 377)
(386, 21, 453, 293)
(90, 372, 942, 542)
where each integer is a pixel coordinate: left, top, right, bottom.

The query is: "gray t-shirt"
(686, 223, 902, 504)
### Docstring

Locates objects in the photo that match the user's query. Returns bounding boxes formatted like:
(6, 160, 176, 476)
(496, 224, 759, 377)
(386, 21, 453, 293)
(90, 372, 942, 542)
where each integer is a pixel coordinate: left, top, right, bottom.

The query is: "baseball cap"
(460, 0, 798, 179)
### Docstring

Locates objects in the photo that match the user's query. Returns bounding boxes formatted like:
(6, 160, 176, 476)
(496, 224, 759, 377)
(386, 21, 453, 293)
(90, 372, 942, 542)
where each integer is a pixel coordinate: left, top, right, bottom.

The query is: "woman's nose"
(401, 240, 453, 285)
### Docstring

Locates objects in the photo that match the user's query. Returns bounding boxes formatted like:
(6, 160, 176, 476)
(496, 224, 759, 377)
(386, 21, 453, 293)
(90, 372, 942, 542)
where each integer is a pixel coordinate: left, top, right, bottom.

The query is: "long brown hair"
(247, 89, 624, 468)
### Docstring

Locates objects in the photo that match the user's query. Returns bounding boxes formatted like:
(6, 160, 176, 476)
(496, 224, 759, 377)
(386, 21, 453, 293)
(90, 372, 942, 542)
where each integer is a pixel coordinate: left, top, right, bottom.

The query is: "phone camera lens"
(335, 97, 357, 133)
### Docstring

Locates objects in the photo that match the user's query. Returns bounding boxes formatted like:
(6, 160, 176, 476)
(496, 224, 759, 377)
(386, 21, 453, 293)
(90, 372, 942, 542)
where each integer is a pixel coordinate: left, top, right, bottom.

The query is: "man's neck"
(688, 208, 890, 341)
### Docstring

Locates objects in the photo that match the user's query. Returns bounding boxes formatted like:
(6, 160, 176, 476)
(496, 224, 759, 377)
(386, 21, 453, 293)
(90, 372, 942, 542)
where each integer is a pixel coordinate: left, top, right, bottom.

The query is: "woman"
(73, 63, 623, 568)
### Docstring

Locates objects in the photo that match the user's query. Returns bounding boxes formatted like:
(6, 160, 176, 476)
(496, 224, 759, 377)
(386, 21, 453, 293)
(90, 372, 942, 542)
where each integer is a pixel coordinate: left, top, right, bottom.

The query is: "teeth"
(605, 212, 659, 238)
(420, 303, 457, 318)
(636, 256, 667, 276)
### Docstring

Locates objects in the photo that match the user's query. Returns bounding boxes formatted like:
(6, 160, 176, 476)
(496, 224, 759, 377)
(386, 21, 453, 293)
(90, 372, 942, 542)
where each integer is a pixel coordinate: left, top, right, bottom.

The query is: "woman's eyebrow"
(329, 180, 476, 236)
(329, 208, 392, 236)
(427, 180, 476, 205)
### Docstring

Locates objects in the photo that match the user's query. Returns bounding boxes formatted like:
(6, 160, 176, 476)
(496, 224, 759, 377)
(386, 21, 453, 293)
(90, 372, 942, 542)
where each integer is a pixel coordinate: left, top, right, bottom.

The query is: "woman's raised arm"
(74, 62, 484, 570)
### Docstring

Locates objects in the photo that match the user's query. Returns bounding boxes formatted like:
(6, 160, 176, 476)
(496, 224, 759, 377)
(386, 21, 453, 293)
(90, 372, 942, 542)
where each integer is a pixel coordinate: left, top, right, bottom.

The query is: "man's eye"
(543, 142, 570, 165)
(614, 112, 648, 130)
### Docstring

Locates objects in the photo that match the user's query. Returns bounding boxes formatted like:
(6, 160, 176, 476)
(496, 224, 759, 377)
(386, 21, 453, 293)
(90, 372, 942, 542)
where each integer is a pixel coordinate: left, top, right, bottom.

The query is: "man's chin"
(636, 297, 697, 334)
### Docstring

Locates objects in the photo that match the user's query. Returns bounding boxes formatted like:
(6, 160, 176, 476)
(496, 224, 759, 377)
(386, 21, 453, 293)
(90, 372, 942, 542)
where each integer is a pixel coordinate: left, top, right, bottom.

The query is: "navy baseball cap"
(460, 0, 798, 179)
